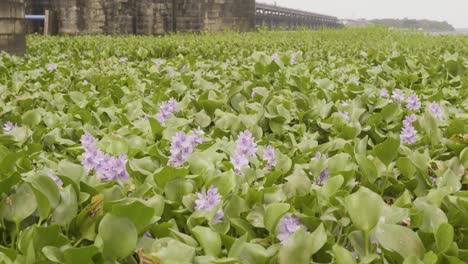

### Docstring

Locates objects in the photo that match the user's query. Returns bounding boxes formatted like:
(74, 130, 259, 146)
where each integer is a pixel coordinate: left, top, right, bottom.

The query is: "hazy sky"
(260, 0, 468, 28)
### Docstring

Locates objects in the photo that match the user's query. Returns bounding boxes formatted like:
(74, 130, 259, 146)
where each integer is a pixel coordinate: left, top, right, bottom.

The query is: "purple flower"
(349, 76, 359, 85)
(95, 154, 129, 181)
(339, 111, 350, 121)
(3, 121, 14, 132)
(46, 63, 57, 72)
(271, 53, 279, 61)
(80, 132, 97, 150)
(168, 129, 203, 167)
(314, 151, 322, 159)
(156, 98, 179, 125)
(80, 133, 129, 181)
(317, 168, 329, 185)
(251, 90, 257, 98)
(341, 100, 350, 106)
(47, 173, 63, 187)
(406, 94, 421, 111)
(277, 215, 304, 243)
(380, 88, 389, 98)
(371, 237, 382, 254)
(400, 124, 417, 145)
(429, 102, 443, 119)
(290, 52, 297, 65)
(230, 154, 250, 175)
(154, 59, 164, 67)
(403, 114, 417, 127)
(263, 145, 276, 170)
(235, 130, 257, 158)
(188, 127, 204, 145)
(119, 57, 127, 63)
(231, 130, 257, 174)
(392, 89, 405, 103)
(195, 186, 224, 223)
(82, 145, 103, 173)
(166, 66, 174, 73)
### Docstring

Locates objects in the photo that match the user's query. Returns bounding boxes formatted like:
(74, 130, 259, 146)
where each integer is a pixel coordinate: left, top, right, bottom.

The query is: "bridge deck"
(255, 3, 340, 28)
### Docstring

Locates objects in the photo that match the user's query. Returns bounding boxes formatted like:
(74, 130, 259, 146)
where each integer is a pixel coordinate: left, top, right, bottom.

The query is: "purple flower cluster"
(403, 114, 417, 127)
(168, 128, 204, 167)
(46, 63, 57, 72)
(119, 57, 127, 63)
(349, 76, 360, 85)
(391, 89, 405, 103)
(340, 111, 350, 121)
(80, 133, 129, 181)
(380, 88, 389, 98)
(231, 130, 257, 174)
(263, 145, 277, 170)
(290, 52, 297, 65)
(194, 186, 224, 223)
(400, 115, 417, 145)
(271, 53, 279, 61)
(153, 59, 164, 67)
(406, 94, 421, 111)
(3, 121, 14, 132)
(429, 102, 443, 119)
(312, 152, 329, 185)
(277, 215, 304, 243)
(156, 98, 179, 125)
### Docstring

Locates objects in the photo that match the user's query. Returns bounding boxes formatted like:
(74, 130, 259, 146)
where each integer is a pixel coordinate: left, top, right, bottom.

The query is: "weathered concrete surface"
(0, 0, 26, 56)
(27, 0, 256, 34)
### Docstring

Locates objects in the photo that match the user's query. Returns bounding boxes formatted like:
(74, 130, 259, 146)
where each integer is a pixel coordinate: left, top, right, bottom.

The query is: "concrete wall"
(0, 0, 26, 56)
(35, 0, 255, 35)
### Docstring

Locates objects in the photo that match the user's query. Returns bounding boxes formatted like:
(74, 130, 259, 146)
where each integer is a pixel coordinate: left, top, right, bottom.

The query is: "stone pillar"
(135, 0, 173, 35)
(0, 0, 26, 56)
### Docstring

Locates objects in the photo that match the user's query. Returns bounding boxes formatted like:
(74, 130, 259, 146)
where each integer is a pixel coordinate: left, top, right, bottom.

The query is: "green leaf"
(153, 167, 189, 189)
(52, 185, 78, 227)
(112, 200, 155, 233)
(239, 243, 270, 264)
(0, 183, 37, 224)
(22, 109, 42, 127)
(26, 174, 60, 220)
(381, 103, 400, 123)
(332, 244, 357, 264)
(372, 137, 400, 167)
(264, 203, 290, 233)
(63, 245, 99, 264)
(97, 214, 138, 260)
(192, 226, 222, 257)
(57, 160, 86, 184)
(375, 223, 425, 259)
(151, 238, 195, 263)
(345, 187, 383, 231)
(435, 223, 454, 254)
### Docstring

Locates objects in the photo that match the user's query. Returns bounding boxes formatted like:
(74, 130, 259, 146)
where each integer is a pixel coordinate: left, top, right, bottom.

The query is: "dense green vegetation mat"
(0, 28, 467, 263)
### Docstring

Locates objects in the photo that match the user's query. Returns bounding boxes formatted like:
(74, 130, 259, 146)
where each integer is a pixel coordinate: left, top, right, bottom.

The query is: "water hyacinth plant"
(0, 29, 466, 264)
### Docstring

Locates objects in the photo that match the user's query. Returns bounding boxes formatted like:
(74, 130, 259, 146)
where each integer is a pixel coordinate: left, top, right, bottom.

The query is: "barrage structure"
(1, 0, 341, 55)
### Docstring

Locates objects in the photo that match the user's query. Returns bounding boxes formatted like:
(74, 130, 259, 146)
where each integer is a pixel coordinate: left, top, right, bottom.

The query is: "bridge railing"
(255, 3, 341, 29)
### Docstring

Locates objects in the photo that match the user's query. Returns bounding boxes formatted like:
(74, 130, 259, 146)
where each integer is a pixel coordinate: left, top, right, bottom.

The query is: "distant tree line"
(369, 18, 455, 32)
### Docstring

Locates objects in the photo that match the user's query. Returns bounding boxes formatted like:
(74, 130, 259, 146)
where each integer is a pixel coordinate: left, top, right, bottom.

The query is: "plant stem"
(364, 230, 370, 256)
(380, 165, 389, 196)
